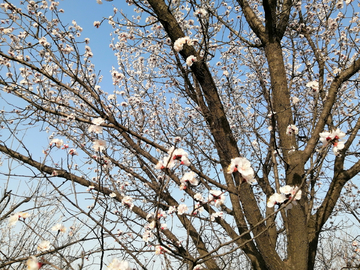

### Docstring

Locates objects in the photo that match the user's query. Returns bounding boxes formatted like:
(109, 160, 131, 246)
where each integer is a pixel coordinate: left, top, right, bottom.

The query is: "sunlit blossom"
(173, 36, 193, 52)
(92, 139, 107, 151)
(209, 190, 226, 208)
(88, 124, 103, 134)
(177, 204, 188, 215)
(107, 258, 130, 270)
(121, 196, 134, 209)
(92, 117, 105, 125)
(286, 124, 299, 135)
(267, 193, 287, 208)
(186, 55, 197, 66)
(306, 81, 319, 92)
(180, 171, 199, 189)
(319, 129, 346, 155)
(51, 223, 66, 233)
(26, 256, 44, 270)
(227, 157, 255, 184)
(210, 211, 223, 221)
(50, 138, 63, 148)
(37, 240, 50, 252)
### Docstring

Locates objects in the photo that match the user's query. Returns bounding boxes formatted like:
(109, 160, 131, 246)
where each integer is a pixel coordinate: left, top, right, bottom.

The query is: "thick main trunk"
(264, 41, 309, 270)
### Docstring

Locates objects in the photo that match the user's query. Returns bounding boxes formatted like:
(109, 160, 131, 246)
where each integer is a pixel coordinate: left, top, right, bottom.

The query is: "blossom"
(92, 117, 105, 125)
(267, 186, 302, 208)
(37, 240, 50, 252)
(209, 190, 226, 208)
(156, 147, 190, 169)
(291, 96, 300, 104)
(194, 193, 205, 202)
(93, 139, 107, 151)
(142, 231, 153, 242)
(210, 211, 223, 221)
(88, 125, 103, 134)
(107, 258, 130, 270)
(27, 256, 44, 270)
(160, 223, 167, 230)
(109, 192, 117, 198)
(279, 185, 302, 201)
(267, 193, 287, 208)
(93, 21, 101, 28)
(227, 157, 255, 184)
(155, 245, 165, 255)
(173, 36, 193, 52)
(50, 138, 63, 148)
(168, 206, 177, 215)
(286, 124, 298, 135)
(121, 196, 134, 209)
(193, 203, 204, 215)
(155, 156, 175, 170)
(186, 55, 197, 66)
(194, 265, 204, 270)
(180, 171, 199, 189)
(51, 223, 66, 233)
(306, 81, 319, 92)
(8, 212, 30, 226)
(68, 149, 78, 156)
(194, 8, 207, 17)
(171, 147, 190, 165)
(319, 129, 346, 155)
(177, 204, 188, 215)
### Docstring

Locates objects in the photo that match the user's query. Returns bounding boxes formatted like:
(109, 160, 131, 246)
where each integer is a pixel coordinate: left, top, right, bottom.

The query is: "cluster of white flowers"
(8, 212, 30, 226)
(306, 81, 319, 92)
(51, 223, 67, 233)
(107, 258, 130, 270)
(180, 171, 199, 190)
(173, 36, 193, 52)
(194, 8, 208, 17)
(50, 138, 63, 148)
(227, 157, 256, 184)
(37, 240, 51, 252)
(319, 129, 346, 155)
(92, 139, 107, 151)
(121, 196, 134, 209)
(155, 147, 190, 170)
(88, 117, 104, 134)
(286, 124, 299, 135)
(26, 256, 44, 270)
(267, 185, 302, 208)
(186, 55, 197, 66)
(208, 190, 226, 208)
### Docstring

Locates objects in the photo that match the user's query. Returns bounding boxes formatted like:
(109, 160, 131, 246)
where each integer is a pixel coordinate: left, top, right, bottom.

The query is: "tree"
(0, 0, 360, 269)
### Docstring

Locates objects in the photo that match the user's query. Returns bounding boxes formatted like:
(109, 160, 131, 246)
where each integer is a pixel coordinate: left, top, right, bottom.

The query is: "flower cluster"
(267, 185, 302, 208)
(180, 171, 199, 190)
(286, 124, 299, 135)
(173, 36, 193, 52)
(186, 55, 197, 66)
(227, 157, 256, 184)
(319, 129, 346, 155)
(155, 147, 190, 170)
(27, 256, 44, 270)
(8, 212, 30, 226)
(50, 138, 63, 148)
(107, 258, 130, 270)
(208, 190, 226, 208)
(306, 81, 319, 92)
